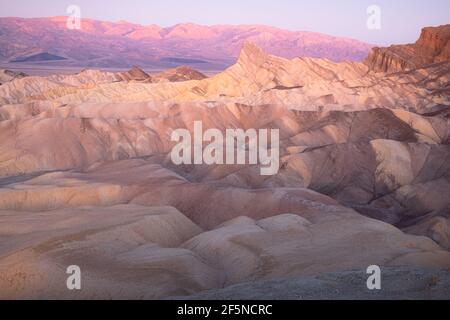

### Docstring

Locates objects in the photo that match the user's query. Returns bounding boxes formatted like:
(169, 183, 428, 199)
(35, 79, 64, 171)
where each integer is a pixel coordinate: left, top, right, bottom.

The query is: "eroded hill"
(0, 32, 449, 299)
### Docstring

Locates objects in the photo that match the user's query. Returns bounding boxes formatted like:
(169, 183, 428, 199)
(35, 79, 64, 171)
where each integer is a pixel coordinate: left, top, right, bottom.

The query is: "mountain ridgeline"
(0, 17, 373, 69)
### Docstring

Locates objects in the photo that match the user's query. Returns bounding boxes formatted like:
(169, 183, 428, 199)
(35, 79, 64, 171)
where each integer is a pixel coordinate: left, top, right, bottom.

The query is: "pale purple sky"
(0, 0, 449, 45)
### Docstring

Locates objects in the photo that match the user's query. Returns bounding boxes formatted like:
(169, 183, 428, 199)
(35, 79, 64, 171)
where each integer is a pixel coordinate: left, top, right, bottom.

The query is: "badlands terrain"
(0, 25, 449, 299)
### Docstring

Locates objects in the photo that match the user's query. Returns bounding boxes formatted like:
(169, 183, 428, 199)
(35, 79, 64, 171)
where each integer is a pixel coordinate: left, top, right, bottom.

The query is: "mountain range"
(0, 17, 373, 69)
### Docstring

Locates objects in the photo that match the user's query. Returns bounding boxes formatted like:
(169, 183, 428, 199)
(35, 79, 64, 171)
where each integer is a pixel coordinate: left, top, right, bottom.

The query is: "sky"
(0, 0, 449, 45)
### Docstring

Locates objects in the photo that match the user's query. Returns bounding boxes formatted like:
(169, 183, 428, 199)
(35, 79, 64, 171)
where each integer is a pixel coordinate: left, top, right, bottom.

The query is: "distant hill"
(11, 52, 67, 63)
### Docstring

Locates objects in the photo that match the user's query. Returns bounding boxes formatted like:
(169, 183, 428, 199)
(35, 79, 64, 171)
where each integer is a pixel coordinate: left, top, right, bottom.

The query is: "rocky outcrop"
(365, 25, 450, 73)
(416, 26, 450, 62)
(0, 69, 27, 85)
(153, 66, 207, 82)
(405, 217, 450, 250)
(117, 66, 152, 82)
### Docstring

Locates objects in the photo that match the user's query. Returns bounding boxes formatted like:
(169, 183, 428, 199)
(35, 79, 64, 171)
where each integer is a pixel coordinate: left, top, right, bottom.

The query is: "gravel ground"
(173, 267, 450, 300)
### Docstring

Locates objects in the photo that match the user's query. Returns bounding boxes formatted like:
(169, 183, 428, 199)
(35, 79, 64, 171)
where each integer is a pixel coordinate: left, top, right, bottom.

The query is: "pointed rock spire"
(237, 42, 270, 67)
